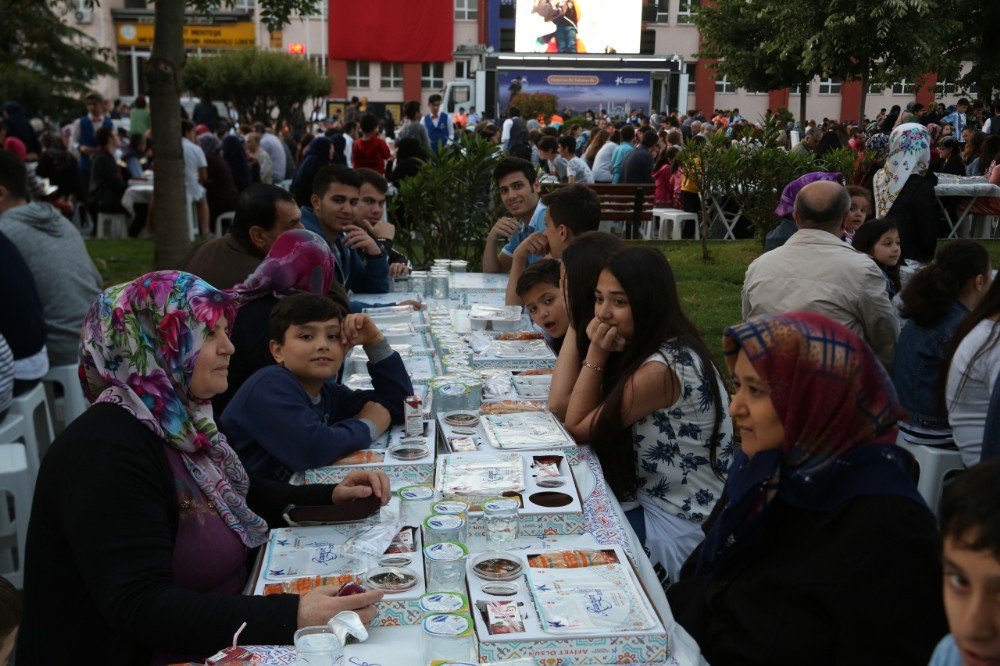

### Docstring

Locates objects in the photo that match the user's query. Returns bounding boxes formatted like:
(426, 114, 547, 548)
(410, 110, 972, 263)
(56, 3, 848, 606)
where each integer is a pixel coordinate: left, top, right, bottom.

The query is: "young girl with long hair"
(944, 272, 1000, 466)
(547, 231, 622, 420)
(851, 218, 903, 299)
(563, 245, 733, 583)
(893, 241, 991, 446)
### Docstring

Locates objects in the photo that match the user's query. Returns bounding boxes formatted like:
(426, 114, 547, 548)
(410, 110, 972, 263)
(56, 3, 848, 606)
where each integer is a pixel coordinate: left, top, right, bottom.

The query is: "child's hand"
(585, 317, 626, 355)
(341, 314, 385, 347)
(514, 231, 550, 261)
(355, 401, 392, 435)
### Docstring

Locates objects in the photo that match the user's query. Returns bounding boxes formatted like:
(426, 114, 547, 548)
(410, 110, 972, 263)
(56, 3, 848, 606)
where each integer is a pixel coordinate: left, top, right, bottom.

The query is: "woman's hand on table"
(332, 469, 391, 506)
(297, 586, 383, 628)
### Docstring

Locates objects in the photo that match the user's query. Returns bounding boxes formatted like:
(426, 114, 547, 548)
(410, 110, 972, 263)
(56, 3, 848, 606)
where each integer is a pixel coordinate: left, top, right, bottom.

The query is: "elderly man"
(742, 180, 898, 367)
(791, 126, 821, 155)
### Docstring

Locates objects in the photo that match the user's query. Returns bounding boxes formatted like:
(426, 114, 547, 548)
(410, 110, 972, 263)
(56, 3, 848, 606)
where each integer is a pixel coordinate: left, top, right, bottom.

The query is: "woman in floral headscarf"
(19, 271, 388, 664)
(873, 123, 940, 263)
(667, 312, 947, 666)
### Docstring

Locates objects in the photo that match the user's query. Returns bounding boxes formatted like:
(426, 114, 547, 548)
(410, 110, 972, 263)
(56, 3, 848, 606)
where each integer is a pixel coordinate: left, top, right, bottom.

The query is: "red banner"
(328, 0, 455, 63)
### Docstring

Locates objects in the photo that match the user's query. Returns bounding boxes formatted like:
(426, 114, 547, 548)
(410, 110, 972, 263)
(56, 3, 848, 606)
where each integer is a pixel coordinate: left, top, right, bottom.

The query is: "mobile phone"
(336, 582, 367, 597)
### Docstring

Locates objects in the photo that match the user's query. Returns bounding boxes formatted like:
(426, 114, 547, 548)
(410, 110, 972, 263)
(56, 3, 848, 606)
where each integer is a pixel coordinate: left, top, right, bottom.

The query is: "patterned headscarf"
(873, 123, 931, 217)
(232, 229, 334, 303)
(865, 132, 890, 159)
(79, 271, 269, 548)
(697, 312, 922, 572)
(774, 172, 842, 217)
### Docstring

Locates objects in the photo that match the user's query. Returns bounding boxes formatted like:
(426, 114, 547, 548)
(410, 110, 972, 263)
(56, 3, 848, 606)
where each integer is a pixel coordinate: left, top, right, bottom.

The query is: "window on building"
(791, 83, 808, 95)
(640, 29, 655, 55)
(381, 62, 403, 89)
(422, 62, 444, 90)
(715, 74, 735, 94)
(500, 27, 516, 52)
(818, 78, 841, 95)
(677, 0, 700, 24)
(347, 61, 369, 88)
(454, 59, 471, 80)
(310, 55, 328, 76)
(686, 63, 697, 94)
(455, 0, 477, 20)
(935, 79, 957, 96)
(499, 0, 516, 20)
(302, 2, 326, 18)
(892, 80, 915, 95)
(868, 81, 884, 94)
(231, 0, 255, 10)
(124, 0, 148, 8)
(655, 0, 670, 22)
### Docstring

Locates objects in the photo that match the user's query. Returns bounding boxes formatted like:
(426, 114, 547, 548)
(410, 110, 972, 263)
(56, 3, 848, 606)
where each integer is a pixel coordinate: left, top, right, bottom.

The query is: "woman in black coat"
(667, 312, 947, 666)
(18, 270, 388, 664)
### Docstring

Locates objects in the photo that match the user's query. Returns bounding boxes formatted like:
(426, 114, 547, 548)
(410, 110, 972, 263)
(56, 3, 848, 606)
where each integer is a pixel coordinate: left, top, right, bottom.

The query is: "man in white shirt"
(742, 180, 898, 368)
(181, 120, 210, 236)
(253, 122, 286, 184)
(245, 133, 272, 186)
(342, 121, 359, 167)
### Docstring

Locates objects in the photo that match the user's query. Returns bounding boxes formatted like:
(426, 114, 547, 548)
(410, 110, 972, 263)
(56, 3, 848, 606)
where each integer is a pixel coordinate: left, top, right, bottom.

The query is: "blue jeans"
(555, 26, 577, 53)
(624, 506, 646, 545)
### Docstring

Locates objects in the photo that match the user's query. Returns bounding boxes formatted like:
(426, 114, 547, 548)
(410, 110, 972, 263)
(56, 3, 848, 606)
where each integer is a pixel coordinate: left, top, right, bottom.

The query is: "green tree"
(694, 0, 821, 127)
(0, 1, 115, 120)
(510, 92, 558, 123)
(792, 0, 958, 121)
(183, 50, 329, 127)
(148, 0, 324, 270)
(946, 1, 1000, 103)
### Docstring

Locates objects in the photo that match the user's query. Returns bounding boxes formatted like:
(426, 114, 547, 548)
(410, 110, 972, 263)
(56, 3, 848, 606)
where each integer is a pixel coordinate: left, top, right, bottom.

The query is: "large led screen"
(514, 0, 642, 54)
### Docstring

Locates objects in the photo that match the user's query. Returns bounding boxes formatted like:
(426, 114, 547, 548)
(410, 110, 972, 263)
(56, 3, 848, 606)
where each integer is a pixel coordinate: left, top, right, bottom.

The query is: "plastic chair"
(42, 364, 88, 434)
(213, 211, 235, 237)
(896, 437, 966, 515)
(653, 209, 700, 240)
(0, 443, 34, 588)
(8, 383, 54, 478)
(185, 195, 198, 241)
(95, 212, 129, 239)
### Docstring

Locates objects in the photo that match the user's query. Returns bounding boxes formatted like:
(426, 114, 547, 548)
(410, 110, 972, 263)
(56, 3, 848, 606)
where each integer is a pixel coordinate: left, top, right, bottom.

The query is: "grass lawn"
(85, 237, 1000, 370)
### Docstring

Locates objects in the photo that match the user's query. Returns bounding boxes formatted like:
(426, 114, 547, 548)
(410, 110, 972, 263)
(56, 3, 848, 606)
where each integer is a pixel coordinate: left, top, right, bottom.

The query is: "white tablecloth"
(121, 181, 154, 218)
(934, 175, 1000, 238)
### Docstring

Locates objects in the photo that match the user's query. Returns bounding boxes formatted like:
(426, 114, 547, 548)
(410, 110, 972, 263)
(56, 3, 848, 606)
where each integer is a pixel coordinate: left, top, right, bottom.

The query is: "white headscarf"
(873, 123, 931, 218)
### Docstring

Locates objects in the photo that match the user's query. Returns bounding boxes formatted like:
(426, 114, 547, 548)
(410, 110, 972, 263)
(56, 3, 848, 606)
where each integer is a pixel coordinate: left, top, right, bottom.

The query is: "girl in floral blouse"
(563, 246, 733, 586)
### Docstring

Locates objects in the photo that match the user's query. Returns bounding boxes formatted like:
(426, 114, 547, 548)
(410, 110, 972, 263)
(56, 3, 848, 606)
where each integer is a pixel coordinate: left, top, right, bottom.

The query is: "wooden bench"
(543, 182, 655, 240)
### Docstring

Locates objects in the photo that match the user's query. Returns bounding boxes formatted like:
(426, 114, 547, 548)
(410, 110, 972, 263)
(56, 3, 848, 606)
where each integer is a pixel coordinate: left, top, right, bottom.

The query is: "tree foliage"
(945, 0, 1000, 102)
(183, 50, 329, 127)
(511, 92, 558, 122)
(393, 136, 502, 269)
(696, 0, 958, 122)
(0, 1, 115, 120)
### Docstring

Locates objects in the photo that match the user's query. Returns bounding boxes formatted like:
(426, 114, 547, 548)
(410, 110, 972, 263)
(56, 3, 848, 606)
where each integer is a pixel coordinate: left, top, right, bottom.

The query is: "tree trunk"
(857, 72, 869, 125)
(148, 0, 190, 270)
(799, 86, 807, 129)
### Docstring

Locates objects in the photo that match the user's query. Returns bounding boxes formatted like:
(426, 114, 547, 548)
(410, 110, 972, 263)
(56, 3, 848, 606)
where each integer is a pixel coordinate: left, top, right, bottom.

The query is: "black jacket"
(19, 403, 338, 665)
(884, 173, 940, 263)
(667, 494, 947, 666)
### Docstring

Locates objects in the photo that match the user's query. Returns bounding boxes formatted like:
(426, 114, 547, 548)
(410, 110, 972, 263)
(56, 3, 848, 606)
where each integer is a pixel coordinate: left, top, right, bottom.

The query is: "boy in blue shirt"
(929, 458, 1000, 666)
(221, 293, 413, 480)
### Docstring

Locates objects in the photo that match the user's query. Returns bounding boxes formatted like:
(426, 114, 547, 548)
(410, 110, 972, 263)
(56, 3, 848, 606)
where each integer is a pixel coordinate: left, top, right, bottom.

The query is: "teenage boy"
(355, 168, 410, 279)
(504, 184, 600, 305)
(930, 457, 1000, 666)
(515, 258, 568, 353)
(351, 113, 391, 175)
(301, 165, 391, 302)
(557, 135, 594, 184)
(483, 157, 547, 274)
(221, 294, 413, 480)
(423, 94, 452, 153)
(943, 99, 970, 144)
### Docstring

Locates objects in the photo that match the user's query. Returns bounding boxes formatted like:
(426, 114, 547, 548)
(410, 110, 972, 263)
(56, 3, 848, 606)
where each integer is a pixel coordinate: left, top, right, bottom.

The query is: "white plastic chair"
(896, 437, 966, 515)
(185, 195, 198, 241)
(8, 383, 54, 478)
(95, 212, 129, 239)
(653, 209, 700, 240)
(213, 211, 235, 237)
(42, 364, 88, 434)
(0, 443, 34, 588)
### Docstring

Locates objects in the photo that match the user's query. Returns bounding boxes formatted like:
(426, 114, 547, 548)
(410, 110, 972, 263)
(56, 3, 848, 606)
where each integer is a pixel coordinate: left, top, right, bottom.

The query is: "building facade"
(74, 0, 972, 124)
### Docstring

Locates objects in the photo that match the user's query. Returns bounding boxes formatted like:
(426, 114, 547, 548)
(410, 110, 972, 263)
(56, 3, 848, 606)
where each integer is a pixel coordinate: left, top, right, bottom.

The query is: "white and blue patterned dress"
(631, 341, 734, 583)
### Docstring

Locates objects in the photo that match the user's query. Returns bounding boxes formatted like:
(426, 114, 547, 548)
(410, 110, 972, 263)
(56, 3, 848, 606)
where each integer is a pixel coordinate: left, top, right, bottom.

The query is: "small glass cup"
(424, 513, 467, 545)
(421, 613, 477, 663)
(293, 626, 343, 666)
(398, 485, 435, 526)
(483, 497, 520, 543)
(424, 541, 468, 592)
(431, 272, 450, 299)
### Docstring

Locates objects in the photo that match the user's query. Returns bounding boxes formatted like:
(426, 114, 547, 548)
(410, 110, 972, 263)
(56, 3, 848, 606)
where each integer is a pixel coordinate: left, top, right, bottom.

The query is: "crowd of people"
(1, 88, 1000, 665)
